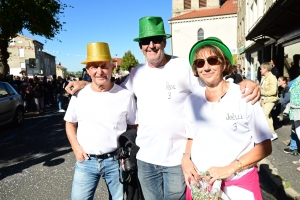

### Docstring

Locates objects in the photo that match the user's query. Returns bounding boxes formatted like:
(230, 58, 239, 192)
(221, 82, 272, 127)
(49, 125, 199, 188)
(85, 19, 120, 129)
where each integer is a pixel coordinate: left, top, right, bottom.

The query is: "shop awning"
(246, 0, 300, 42)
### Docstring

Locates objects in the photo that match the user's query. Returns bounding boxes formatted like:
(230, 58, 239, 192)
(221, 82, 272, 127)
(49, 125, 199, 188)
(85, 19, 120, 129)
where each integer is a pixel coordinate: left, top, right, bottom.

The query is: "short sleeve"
(64, 95, 78, 123)
(247, 102, 273, 143)
(126, 94, 137, 125)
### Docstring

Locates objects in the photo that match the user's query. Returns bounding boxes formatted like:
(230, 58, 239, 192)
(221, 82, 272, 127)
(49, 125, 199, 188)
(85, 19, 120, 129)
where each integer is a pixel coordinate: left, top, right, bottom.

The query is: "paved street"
(0, 107, 298, 199)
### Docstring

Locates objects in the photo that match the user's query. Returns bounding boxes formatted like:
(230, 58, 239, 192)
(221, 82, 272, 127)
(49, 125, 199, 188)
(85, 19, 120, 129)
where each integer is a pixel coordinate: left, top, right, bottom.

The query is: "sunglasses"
(139, 36, 164, 45)
(194, 56, 221, 68)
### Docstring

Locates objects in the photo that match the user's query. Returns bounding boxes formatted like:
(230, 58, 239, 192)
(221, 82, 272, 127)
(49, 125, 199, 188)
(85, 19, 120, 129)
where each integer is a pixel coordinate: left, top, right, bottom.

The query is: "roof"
(112, 58, 122, 66)
(246, 0, 300, 43)
(56, 64, 66, 70)
(169, 0, 237, 21)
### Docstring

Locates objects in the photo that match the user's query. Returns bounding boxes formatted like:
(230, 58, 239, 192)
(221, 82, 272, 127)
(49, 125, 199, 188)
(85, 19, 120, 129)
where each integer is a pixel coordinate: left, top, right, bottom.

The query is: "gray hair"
(261, 62, 272, 71)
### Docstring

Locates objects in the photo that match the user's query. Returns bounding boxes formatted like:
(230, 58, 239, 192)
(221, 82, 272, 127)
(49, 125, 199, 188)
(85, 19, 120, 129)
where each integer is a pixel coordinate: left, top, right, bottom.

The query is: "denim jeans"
(57, 93, 63, 110)
(137, 159, 185, 200)
(71, 157, 123, 200)
(290, 120, 300, 151)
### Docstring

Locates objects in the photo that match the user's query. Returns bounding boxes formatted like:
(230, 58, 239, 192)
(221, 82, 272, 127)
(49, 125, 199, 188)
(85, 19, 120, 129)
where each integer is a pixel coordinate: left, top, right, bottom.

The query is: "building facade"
(7, 34, 57, 78)
(241, 0, 300, 82)
(169, 0, 238, 62)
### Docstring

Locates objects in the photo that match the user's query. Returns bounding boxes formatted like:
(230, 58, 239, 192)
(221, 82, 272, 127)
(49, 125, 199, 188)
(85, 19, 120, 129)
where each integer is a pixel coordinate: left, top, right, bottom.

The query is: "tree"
(0, 0, 71, 75)
(120, 51, 139, 71)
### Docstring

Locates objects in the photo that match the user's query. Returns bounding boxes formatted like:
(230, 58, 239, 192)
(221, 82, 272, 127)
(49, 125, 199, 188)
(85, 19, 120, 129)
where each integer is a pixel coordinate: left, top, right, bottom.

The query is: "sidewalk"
(258, 123, 300, 199)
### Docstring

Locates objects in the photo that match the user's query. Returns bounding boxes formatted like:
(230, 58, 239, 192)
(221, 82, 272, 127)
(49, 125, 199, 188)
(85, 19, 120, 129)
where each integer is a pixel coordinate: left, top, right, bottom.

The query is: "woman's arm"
(206, 139, 272, 184)
(181, 139, 200, 188)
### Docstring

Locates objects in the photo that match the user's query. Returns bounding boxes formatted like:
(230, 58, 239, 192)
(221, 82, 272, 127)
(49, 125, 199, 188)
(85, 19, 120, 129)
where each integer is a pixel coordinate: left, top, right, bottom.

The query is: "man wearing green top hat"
(66, 16, 261, 199)
(64, 42, 137, 200)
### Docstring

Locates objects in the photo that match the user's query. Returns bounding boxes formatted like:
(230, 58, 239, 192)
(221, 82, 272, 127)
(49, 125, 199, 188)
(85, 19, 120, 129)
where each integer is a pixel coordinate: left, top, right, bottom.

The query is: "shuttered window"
(184, 0, 191, 9)
(199, 0, 207, 7)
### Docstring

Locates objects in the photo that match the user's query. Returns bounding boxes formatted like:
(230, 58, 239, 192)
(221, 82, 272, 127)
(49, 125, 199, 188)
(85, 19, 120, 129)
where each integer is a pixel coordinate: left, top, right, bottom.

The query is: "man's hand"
(65, 81, 89, 95)
(73, 144, 89, 162)
(239, 79, 261, 104)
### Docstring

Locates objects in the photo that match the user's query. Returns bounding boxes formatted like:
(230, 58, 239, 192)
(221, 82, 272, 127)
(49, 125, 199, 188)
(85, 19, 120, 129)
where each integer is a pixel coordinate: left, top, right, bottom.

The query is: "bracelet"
(235, 159, 244, 172)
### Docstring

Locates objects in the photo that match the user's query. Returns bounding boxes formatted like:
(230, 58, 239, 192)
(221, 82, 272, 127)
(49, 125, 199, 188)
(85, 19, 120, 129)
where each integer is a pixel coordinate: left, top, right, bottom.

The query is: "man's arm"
(65, 81, 89, 95)
(226, 74, 261, 104)
(65, 121, 89, 161)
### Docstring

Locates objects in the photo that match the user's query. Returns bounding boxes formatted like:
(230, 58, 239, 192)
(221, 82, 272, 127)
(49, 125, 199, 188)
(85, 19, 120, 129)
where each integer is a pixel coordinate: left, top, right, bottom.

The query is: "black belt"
(89, 150, 117, 159)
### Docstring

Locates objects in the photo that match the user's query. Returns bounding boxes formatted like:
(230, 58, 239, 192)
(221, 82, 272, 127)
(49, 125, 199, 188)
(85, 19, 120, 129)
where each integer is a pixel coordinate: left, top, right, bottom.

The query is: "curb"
(258, 158, 300, 199)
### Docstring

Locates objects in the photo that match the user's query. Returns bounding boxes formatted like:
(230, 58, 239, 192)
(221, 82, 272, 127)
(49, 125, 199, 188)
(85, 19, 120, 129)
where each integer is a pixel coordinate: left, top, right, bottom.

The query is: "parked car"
(0, 81, 24, 127)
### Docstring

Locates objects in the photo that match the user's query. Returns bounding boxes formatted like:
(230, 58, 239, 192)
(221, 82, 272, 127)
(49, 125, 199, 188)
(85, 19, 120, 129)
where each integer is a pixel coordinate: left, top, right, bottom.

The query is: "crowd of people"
(0, 74, 72, 113)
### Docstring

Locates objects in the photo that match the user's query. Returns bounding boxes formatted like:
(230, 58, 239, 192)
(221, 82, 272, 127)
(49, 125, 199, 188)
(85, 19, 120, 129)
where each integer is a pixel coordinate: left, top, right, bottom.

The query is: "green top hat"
(189, 37, 233, 65)
(133, 16, 172, 42)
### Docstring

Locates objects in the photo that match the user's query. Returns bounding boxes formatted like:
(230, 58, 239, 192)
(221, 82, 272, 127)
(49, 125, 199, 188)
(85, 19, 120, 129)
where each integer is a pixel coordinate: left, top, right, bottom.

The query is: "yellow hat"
(81, 42, 113, 64)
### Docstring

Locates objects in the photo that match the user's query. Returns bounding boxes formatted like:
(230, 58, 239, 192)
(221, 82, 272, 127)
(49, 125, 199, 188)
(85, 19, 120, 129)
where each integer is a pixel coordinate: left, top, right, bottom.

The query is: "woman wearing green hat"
(182, 37, 272, 200)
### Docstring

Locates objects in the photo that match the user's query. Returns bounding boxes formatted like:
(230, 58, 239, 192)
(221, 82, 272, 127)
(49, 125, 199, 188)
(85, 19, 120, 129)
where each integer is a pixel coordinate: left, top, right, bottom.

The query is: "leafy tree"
(0, 0, 71, 75)
(120, 51, 139, 71)
(232, 54, 237, 66)
(75, 71, 82, 78)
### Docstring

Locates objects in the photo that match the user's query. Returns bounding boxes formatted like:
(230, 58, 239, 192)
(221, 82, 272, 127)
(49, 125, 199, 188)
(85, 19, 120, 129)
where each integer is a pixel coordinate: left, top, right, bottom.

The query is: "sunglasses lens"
(140, 37, 163, 45)
(207, 57, 219, 65)
(195, 60, 205, 68)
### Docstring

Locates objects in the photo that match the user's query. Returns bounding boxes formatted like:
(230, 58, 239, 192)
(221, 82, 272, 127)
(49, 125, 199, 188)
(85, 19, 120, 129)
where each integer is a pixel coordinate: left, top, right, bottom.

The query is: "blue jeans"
(57, 93, 63, 110)
(137, 159, 185, 200)
(71, 157, 123, 200)
(290, 120, 300, 151)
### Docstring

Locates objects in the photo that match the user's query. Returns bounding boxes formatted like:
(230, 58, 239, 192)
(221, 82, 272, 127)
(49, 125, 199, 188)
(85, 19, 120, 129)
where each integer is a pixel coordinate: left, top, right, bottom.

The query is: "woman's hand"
(73, 144, 89, 162)
(239, 79, 261, 104)
(182, 155, 200, 188)
(206, 163, 236, 185)
(65, 81, 89, 95)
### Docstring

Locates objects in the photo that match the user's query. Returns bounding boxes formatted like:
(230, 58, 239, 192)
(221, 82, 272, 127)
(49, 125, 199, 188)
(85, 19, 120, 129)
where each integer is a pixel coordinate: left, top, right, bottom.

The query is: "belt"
(88, 150, 117, 159)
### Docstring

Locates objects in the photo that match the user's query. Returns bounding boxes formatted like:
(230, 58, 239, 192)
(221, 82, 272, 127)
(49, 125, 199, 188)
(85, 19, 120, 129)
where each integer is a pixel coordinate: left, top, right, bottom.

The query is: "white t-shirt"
(184, 82, 272, 199)
(122, 56, 201, 166)
(64, 83, 137, 155)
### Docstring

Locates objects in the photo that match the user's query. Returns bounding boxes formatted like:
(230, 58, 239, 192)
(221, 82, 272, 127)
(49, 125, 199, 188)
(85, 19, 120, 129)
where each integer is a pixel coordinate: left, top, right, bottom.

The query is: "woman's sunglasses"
(194, 56, 221, 68)
(139, 36, 164, 45)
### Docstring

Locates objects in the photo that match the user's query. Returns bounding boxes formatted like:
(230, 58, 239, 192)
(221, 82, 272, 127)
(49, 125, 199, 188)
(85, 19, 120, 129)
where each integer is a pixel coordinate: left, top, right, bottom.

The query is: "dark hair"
(278, 76, 288, 83)
(191, 45, 232, 77)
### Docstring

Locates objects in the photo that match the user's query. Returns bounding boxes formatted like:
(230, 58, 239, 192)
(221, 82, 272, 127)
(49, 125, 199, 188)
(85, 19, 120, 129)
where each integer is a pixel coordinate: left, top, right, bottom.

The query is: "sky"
(22, 0, 172, 72)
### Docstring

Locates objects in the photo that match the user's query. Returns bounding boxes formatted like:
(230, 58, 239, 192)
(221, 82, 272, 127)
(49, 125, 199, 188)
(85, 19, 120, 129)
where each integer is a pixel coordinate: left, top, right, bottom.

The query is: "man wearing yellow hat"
(64, 42, 137, 200)
(66, 17, 261, 199)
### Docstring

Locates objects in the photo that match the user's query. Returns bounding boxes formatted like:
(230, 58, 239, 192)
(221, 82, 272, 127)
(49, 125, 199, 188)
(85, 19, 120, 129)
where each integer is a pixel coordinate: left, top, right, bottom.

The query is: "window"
(199, 0, 206, 8)
(19, 48, 25, 57)
(0, 83, 9, 98)
(184, 0, 191, 9)
(20, 62, 25, 69)
(198, 29, 204, 41)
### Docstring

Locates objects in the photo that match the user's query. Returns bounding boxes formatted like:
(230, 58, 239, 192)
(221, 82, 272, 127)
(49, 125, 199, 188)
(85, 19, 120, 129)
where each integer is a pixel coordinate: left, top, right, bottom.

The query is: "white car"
(0, 81, 24, 127)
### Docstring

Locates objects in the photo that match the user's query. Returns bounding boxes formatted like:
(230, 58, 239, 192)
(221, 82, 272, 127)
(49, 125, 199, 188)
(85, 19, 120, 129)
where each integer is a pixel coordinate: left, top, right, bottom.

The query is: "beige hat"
(81, 42, 113, 64)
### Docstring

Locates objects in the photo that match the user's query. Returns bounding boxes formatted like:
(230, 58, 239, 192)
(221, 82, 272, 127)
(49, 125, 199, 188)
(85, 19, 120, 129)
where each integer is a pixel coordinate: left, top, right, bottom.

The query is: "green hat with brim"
(189, 37, 233, 65)
(133, 16, 172, 42)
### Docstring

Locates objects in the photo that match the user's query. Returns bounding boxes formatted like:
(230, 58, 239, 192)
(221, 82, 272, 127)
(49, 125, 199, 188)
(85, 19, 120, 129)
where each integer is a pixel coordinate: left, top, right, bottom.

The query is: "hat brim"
(81, 58, 116, 65)
(133, 34, 172, 42)
(189, 38, 233, 65)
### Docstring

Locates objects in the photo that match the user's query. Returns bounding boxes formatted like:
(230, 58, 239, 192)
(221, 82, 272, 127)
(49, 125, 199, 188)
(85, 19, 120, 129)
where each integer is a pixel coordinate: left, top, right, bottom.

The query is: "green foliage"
(75, 71, 82, 78)
(0, 0, 71, 75)
(120, 51, 139, 71)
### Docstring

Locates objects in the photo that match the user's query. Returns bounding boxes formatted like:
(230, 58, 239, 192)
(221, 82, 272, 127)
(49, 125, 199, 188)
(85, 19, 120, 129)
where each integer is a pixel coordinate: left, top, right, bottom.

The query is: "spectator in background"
(246, 67, 252, 79)
(236, 64, 242, 75)
(260, 62, 279, 141)
(256, 66, 262, 84)
(284, 75, 300, 156)
(82, 68, 92, 82)
(52, 75, 58, 104)
(20, 77, 32, 112)
(271, 58, 280, 79)
(289, 54, 300, 81)
(32, 76, 44, 113)
(42, 76, 50, 108)
(121, 66, 135, 83)
(57, 76, 65, 112)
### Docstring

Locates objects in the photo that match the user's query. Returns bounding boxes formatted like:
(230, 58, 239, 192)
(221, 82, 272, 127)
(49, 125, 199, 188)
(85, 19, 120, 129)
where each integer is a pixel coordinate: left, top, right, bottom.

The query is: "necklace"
(206, 81, 229, 110)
